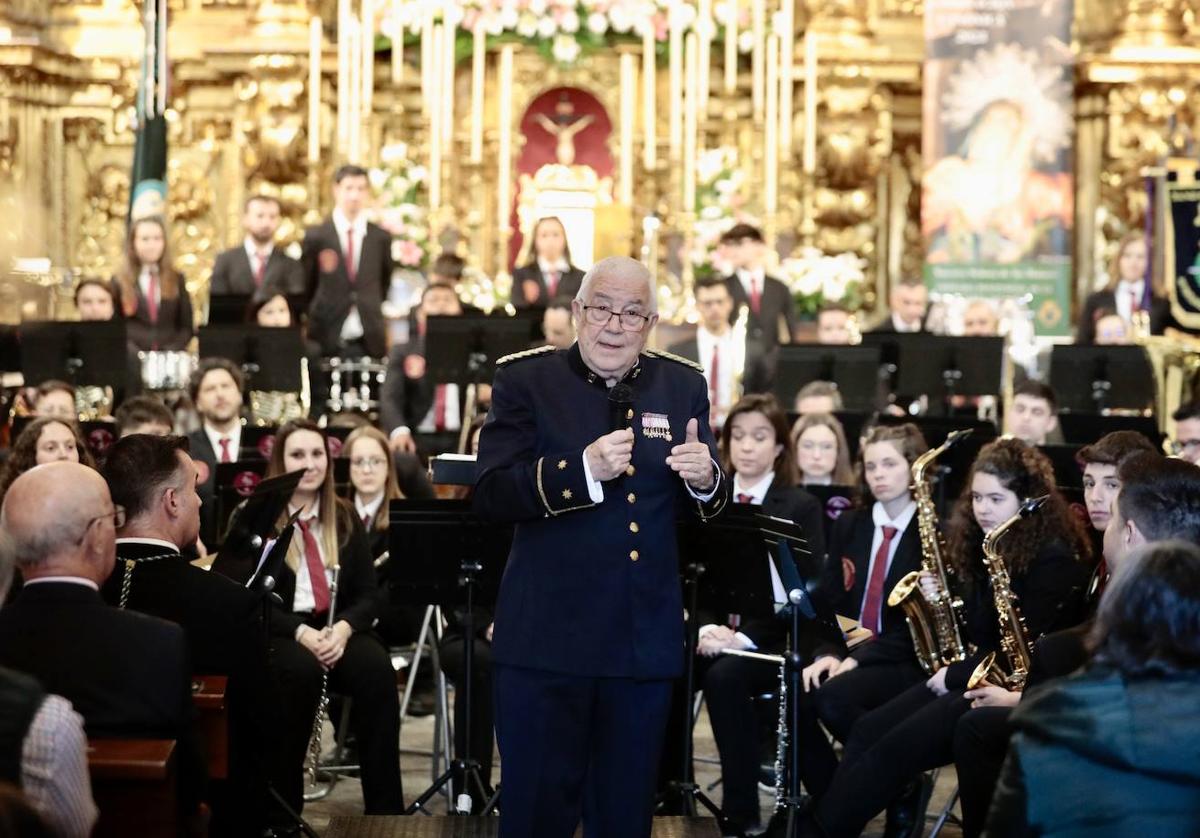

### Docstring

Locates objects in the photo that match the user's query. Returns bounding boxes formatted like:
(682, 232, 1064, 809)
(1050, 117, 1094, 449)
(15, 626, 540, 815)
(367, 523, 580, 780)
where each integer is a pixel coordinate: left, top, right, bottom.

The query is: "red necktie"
(547, 270, 560, 297)
(255, 251, 268, 287)
(344, 227, 356, 284)
(434, 384, 448, 432)
(749, 275, 761, 315)
(218, 437, 232, 464)
(1129, 287, 1140, 314)
(736, 493, 753, 504)
(861, 525, 898, 634)
(362, 513, 372, 529)
(147, 267, 160, 325)
(296, 518, 331, 613)
(709, 344, 720, 427)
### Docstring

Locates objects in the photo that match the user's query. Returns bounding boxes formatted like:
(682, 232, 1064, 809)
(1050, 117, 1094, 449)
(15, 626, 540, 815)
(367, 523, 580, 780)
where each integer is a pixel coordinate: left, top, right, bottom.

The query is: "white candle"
(779, 0, 794, 158)
(497, 45, 515, 254)
(442, 13, 455, 154)
(308, 16, 321, 164)
(429, 22, 442, 210)
(683, 32, 698, 214)
(803, 31, 817, 175)
(642, 25, 656, 170)
(420, 5, 433, 116)
(391, 0, 403, 84)
(697, 0, 711, 117)
(337, 0, 351, 151)
(470, 25, 485, 163)
(724, 0, 737, 95)
(619, 51, 636, 205)
(668, 0, 683, 161)
(751, 0, 765, 122)
(349, 16, 362, 162)
(765, 32, 778, 215)
(362, 0, 375, 127)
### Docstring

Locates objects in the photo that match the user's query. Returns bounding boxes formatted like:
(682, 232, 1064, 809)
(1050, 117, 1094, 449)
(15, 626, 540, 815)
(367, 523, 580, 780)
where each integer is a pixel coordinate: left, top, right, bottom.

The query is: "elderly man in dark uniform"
(474, 255, 729, 838)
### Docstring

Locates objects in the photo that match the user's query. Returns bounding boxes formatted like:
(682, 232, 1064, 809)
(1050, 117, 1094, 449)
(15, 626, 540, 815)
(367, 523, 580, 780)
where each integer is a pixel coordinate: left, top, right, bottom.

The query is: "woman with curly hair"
(0, 417, 96, 507)
(808, 437, 1092, 837)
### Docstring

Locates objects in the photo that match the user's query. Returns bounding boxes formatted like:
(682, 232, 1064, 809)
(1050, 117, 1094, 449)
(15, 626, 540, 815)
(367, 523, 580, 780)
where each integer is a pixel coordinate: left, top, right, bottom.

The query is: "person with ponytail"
(112, 216, 194, 352)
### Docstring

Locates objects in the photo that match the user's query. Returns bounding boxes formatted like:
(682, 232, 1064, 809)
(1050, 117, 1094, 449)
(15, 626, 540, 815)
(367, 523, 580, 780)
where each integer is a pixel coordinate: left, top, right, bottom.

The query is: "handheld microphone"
(609, 382, 634, 434)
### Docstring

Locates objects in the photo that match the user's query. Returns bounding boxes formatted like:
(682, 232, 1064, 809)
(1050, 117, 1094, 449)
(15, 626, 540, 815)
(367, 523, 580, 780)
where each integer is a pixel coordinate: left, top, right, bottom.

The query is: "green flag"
(130, 0, 167, 221)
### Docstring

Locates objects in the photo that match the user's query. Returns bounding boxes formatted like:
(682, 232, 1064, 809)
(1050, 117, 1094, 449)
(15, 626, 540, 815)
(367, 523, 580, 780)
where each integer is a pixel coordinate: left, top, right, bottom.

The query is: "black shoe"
(883, 774, 933, 838)
(406, 690, 437, 717)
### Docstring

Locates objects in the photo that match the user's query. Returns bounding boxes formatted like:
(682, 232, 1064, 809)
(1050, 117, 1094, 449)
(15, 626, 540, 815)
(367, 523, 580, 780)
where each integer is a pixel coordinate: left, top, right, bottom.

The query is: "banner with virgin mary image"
(922, 0, 1075, 336)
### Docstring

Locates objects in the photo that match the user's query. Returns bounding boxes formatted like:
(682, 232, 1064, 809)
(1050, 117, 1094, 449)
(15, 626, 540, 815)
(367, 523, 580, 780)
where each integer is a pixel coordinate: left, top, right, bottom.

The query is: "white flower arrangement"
(369, 142, 431, 270)
(775, 247, 866, 315)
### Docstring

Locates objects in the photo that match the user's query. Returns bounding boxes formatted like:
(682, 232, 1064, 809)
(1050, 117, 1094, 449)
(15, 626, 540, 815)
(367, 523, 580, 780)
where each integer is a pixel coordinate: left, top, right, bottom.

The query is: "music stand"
(1037, 444, 1084, 491)
(207, 294, 252, 326)
(772, 344, 882, 412)
(0, 325, 19, 374)
(199, 325, 305, 393)
(424, 314, 540, 386)
(1055, 412, 1163, 449)
(863, 334, 1005, 415)
(389, 499, 511, 816)
(1048, 345, 1155, 414)
(18, 320, 128, 389)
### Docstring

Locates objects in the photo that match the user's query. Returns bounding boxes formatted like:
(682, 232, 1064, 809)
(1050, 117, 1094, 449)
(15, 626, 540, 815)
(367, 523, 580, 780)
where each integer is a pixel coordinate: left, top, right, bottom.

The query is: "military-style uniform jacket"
(473, 343, 729, 680)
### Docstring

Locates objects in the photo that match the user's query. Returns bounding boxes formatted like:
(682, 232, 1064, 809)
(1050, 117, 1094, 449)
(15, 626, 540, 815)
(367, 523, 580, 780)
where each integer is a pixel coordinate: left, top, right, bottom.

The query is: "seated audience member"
(1173, 401, 1200, 463)
(1005, 380, 1058, 445)
(32, 380, 76, 420)
(987, 539, 1200, 836)
(1076, 232, 1169, 344)
(541, 301, 575, 350)
(74, 277, 116, 322)
(382, 283, 467, 457)
(0, 463, 202, 824)
(114, 395, 174, 437)
(817, 304, 855, 345)
(210, 194, 304, 297)
(792, 412, 855, 486)
(510, 216, 585, 308)
(668, 277, 740, 429)
(264, 420, 403, 814)
(101, 433, 281, 835)
(0, 418, 95, 507)
(794, 380, 844, 416)
(186, 359, 246, 545)
(961, 300, 998, 336)
(1093, 307, 1131, 345)
(113, 215, 194, 352)
(872, 277, 928, 334)
(0, 531, 97, 838)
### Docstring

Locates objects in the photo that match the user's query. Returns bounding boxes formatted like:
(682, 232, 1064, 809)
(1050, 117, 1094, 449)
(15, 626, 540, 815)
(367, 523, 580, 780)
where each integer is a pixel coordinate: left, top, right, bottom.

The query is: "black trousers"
(954, 706, 1013, 838)
(815, 681, 971, 837)
(493, 664, 672, 838)
(439, 633, 495, 789)
(267, 637, 323, 819)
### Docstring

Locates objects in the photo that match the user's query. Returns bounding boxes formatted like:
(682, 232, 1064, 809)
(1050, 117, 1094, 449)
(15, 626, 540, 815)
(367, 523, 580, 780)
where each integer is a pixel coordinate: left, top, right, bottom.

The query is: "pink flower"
(395, 239, 424, 267)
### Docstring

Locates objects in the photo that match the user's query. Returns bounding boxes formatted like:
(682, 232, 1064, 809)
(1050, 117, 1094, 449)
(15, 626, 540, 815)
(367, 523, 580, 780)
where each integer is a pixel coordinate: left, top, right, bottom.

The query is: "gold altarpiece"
(1, 0, 1198, 325)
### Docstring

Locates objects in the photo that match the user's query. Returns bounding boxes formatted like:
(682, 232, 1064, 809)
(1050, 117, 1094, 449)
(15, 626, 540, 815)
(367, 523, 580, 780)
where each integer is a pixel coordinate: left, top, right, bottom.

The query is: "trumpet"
(304, 565, 341, 792)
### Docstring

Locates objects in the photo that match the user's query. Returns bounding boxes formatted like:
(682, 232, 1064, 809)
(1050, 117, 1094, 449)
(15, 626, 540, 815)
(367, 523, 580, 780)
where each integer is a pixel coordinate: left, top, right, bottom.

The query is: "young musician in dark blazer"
(264, 420, 403, 814)
(721, 224, 797, 350)
(1076, 232, 1171, 344)
(210, 195, 305, 298)
(808, 439, 1091, 837)
(112, 215, 194, 352)
(509, 217, 585, 308)
(870, 276, 929, 334)
(302, 165, 394, 358)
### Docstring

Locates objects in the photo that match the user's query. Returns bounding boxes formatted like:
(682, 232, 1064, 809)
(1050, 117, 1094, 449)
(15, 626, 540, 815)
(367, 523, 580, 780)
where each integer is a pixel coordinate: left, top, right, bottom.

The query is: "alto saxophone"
(304, 565, 342, 791)
(886, 429, 972, 674)
(967, 496, 1045, 691)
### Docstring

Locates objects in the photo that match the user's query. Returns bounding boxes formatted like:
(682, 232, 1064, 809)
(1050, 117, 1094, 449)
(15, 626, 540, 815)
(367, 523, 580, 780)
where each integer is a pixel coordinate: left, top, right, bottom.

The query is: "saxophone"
(304, 565, 341, 794)
(967, 496, 1045, 691)
(886, 429, 972, 674)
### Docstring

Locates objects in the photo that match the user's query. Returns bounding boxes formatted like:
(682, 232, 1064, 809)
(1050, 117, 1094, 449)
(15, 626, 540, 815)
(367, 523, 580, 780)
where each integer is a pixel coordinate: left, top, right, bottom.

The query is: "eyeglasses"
(350, 457, 388, 471)
(81, 505, 125, 540)
(581, 305, 651, 332)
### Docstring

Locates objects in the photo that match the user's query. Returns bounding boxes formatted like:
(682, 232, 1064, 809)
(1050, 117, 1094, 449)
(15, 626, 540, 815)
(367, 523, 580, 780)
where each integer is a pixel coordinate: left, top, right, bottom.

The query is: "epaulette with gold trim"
(645, 348, 705, 374)
(496, 344, 556, 366)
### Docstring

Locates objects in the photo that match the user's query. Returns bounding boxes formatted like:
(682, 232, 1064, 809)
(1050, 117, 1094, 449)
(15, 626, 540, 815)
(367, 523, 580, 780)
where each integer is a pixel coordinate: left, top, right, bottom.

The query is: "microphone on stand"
(609, 382, 634, 434)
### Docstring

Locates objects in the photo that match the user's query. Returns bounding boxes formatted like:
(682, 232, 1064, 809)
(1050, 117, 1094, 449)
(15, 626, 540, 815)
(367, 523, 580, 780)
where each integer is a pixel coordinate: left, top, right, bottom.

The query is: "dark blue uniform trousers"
(494, 663, 673, 838)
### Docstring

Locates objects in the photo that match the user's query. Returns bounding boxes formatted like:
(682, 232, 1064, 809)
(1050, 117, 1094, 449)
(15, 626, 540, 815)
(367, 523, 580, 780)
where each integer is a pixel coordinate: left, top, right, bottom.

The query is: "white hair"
(575, 256, 658, 314)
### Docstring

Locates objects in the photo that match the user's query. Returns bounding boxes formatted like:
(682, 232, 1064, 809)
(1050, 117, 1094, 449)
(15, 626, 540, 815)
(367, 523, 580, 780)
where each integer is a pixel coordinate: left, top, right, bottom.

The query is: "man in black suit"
(871, 275, 929, 334)
(668, 277, 739, 431)
(210, 195, 305, 299)
(721, 224, 795, 393)
(101, 433, 296, 836)
(383, 283, 468, 457)
(186, 358, 246, 547)
(302, 165, 393, 358)
(0, 462, 203, 824)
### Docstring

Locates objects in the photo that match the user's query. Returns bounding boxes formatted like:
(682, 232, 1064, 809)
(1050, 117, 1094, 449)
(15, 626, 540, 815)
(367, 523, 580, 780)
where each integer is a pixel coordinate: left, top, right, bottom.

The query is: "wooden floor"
(325, 816, 720, 837)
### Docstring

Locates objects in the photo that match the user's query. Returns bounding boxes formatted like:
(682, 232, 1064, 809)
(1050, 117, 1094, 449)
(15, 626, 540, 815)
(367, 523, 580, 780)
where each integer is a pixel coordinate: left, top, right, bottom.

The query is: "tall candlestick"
(668, 0, 683, 161)
(337, 0, 351, 151)
(779, 0, 794, 157)
(308, 16, 321, 164)
(764, 32, 779, 215)
(619, 50, 636, 205)
(420, 5, 433, 116)
(497, 45, 515, 263)
(391, 0, 403, 84)
(751, 0, 765, 122)
(442, 13, 455, 154)
(642, 25, 656, 170)
(697, 0, 711, 117)
(429, 23, 443, 210)
(348, 16, 362, 161)
(470, 25, 485, 164)
(803, 31, 817, 175)
(724, 0, 737, 95)
(683, 32, 698, 214)
(362, 0, 375, 128)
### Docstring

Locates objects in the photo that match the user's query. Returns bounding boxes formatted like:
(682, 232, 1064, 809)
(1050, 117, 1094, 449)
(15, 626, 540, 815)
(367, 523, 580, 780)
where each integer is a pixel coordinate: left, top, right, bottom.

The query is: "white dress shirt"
(416, 383, 461, 433)
(859, 500, 918, 620)
(695, 326, 738, 426)
(22, 577, 99, 592)
(736, 268, 766, 301)
(890, 313, 921, 333)
(203, 422, 242, 464)
(137, 265, 160, 308)
(21, 695, 98, 838)
(332, 208, 368, 342)
(290, 512, 336, 616)
(354, 493, 384, 525)
(243, 237, 275, 279)
(1114, 278, 1146, 323)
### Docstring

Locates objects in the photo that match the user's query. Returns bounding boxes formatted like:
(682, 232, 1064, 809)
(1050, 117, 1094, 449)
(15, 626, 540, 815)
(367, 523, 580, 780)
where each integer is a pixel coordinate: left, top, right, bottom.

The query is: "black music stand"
(1055, 412, 1163, 449)
(863, 334, 1005, 415)
(424, 314, 540, 385)
(199, 325, 305, 392)
(207, 294, 253, 326)
(389, 499, 511, 816)
(0, 325, 19, 374)
(772, 344, 882, 412)
(18, 320, 128, 389)
(1048, 345, 1155, 414)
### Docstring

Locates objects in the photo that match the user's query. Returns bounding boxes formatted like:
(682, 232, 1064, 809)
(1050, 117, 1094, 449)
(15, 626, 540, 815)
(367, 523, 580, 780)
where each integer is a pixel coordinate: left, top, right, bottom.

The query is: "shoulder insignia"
(645, 348, 705, 374)
(496, 344, 556, 366)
